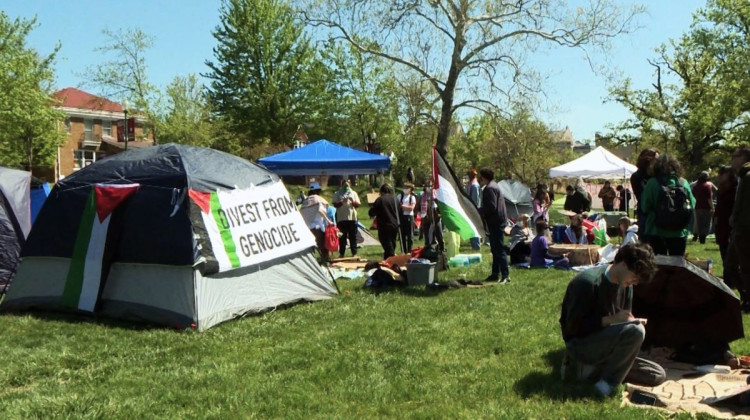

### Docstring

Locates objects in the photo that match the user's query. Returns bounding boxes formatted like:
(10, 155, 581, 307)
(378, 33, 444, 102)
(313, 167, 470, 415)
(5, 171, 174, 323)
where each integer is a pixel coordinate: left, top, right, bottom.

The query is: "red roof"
(53, 88, 123, 112)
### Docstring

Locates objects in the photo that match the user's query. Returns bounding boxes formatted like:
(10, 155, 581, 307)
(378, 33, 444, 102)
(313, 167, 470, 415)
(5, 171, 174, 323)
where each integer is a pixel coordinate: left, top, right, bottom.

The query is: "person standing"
(419, 178, 444, 251)
(728, 145, 750, 311)
(300, 182, 334, 263)
(616, 185, 632, 213)
(560, 243, 664, 397)
(478, 168, 510, 283)
(466, 169, 482, 250)
(564, 185, 590, 215)
(532, 183, 550, 224)
(631, 148, 660, 227)
(598, 181, 617, 212)
(715, 166, 737, 287)
(397, 182, 417, 253)
(369, 184, 400, 260)
(691, 171, 714, 244)
(333, 178, 361, 258)
(640, 154, 696, 256)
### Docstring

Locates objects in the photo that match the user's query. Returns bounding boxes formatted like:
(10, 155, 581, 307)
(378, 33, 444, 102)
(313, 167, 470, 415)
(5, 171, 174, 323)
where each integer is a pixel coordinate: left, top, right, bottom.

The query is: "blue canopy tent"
(257, 139, 391, 176)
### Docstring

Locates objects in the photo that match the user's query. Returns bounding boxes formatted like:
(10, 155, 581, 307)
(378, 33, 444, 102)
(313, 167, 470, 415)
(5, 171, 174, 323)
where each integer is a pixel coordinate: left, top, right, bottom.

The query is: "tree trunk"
(436, 64, 460, 156)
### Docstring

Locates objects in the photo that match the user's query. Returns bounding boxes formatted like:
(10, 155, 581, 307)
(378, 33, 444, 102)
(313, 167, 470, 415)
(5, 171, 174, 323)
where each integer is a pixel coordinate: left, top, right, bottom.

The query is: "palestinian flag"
(433, 148, 484, 240)
(62, 183, 139, 312)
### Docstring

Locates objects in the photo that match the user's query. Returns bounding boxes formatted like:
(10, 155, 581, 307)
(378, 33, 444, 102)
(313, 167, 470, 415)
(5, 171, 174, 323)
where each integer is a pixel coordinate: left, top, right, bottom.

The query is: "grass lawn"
(1, 185, 746, 419)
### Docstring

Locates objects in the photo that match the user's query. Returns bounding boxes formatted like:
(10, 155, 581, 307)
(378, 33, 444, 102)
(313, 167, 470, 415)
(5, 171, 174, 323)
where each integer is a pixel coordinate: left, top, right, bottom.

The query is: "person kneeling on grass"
(559, 243, 666, 397)
(529, 220, 570, 269)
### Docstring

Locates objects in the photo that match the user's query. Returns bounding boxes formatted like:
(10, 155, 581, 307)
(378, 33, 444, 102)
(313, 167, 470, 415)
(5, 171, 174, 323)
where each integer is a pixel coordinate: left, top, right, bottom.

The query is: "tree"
(608, 0, 750, 172)
(157, 74, 215, 147)
(303, 0, 643, 155)
(0, 13, 65, 175)
(82, 28, 160, 141)
(463, 109, 566, 185)
(205, 0, 324, 147)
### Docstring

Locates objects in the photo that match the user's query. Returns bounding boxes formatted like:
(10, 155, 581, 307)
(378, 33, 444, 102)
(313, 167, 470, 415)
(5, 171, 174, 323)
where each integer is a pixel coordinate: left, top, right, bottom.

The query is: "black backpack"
(654, 177, 692, 230)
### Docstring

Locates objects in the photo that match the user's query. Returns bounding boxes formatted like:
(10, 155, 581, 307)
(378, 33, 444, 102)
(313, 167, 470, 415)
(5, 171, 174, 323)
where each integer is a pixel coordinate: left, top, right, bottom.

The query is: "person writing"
(560, 243, 665, 397)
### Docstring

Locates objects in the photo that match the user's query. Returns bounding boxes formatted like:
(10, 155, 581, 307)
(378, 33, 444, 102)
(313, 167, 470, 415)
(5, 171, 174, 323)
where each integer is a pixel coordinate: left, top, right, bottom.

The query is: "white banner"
(198, 182, 316, 272)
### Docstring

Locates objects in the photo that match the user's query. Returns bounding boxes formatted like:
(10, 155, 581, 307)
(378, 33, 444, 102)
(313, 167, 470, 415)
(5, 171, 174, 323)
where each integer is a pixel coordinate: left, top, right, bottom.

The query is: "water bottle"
(707, 258, 714, 275)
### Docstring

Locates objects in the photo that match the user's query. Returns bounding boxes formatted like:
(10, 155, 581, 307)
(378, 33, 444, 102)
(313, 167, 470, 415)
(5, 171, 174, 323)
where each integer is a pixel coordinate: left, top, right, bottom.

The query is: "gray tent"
(498, 180, 533, 221)
(1, 144, 336, 330)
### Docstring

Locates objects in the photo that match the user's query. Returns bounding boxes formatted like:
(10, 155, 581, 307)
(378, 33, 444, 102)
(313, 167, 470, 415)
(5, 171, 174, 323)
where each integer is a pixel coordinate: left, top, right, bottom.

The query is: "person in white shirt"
(397, 182, 417, 252)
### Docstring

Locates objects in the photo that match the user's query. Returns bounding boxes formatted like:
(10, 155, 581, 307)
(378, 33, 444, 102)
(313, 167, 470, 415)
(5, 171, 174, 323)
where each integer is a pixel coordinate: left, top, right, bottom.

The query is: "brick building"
(51, 88, 153, 181)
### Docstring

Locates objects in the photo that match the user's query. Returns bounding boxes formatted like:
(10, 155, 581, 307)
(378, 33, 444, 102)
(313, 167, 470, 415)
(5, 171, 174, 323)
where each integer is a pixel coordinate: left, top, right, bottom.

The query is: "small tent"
(549, 146, 637, 179)
(257, 139, 391, 175)
(0, 167, 32, 294)
(498, 180, 533, 221)
(1, 144, 336, 330)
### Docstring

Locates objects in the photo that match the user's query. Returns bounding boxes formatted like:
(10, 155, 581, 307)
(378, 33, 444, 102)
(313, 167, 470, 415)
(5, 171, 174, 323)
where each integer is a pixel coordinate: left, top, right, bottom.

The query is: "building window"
(102, 120, 112, 136)
(73, 150, 96, 170)
(64, 118, 71, 133)
(84, 119, 93, 140)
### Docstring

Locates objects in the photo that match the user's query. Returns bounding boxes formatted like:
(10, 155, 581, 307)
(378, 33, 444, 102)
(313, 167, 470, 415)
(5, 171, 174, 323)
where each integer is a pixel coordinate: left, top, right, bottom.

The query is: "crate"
(406, 262, 437, 287)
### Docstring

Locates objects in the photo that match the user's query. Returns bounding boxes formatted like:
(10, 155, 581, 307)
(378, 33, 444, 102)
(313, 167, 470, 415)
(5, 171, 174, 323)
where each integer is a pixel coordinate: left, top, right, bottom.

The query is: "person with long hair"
(640, 154, 696, 256)
(301, 182, 334, 263)
(630, 148, 659, 225)
(563, 214, 592, 245)
(532, 183, 550, 223)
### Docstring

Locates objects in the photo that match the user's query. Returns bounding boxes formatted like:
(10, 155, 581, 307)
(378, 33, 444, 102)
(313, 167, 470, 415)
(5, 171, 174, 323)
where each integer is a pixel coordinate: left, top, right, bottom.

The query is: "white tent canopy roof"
(549, 146, 637, 179)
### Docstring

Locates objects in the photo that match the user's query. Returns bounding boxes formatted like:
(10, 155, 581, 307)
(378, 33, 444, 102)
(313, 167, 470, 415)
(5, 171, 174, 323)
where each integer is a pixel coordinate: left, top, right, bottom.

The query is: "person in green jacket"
(640, 154, 696, 256)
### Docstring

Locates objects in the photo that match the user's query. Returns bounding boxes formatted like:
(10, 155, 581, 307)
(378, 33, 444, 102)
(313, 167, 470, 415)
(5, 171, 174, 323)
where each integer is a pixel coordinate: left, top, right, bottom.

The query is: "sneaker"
(498, 277, 511, 284)
(484, 274, 500, 282)
(594, 379, 614, 397)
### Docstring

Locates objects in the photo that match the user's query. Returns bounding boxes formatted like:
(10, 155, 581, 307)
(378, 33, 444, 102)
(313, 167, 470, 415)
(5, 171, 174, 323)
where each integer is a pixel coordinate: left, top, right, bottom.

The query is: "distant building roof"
(550, 126, 575, 146)
(53, 87, 123, 112)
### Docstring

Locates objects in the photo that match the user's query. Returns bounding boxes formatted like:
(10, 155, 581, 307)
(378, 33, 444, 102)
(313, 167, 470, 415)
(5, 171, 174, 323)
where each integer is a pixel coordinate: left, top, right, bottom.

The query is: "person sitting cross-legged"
(560, 243, 666, 397)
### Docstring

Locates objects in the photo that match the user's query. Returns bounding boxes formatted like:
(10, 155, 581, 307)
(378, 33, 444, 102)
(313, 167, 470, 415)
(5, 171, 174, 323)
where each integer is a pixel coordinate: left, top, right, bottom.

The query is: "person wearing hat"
(301, 182, 334, 262)
(333, 178, 361, 258)
(466, 169, 482, 250)
(691, 171, 714, 244)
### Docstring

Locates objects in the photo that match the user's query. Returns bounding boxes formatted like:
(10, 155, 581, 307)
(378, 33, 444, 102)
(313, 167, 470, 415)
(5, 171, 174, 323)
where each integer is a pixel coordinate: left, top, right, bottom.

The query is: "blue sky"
(5, 0, 706, 143)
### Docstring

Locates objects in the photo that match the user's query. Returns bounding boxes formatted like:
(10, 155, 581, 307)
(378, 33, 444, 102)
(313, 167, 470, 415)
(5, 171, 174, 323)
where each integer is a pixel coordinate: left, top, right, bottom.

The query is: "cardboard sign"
(193, 182, 315, 272)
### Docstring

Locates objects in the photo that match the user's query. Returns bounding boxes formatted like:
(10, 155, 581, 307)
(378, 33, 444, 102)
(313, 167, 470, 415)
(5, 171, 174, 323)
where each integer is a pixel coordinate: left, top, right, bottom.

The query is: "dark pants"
(337, 220, 358, 257)
(399, 215, 413, 253)
(422, 219, 444, 251)
(487, 223, 509, 279)
(727, 235, 750, 304)
(644, 235, 687, 256)
(311, 228, 329, 262)
(603, 203, 614, 212)
(378, 225, 399, 260)
(509, 242, 531, 265)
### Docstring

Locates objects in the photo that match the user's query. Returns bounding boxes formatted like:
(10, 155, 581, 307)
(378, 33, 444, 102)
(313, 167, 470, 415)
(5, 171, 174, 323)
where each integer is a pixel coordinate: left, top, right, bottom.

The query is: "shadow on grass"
(514, 348, 600, 401)
(0, 309, 171, 331)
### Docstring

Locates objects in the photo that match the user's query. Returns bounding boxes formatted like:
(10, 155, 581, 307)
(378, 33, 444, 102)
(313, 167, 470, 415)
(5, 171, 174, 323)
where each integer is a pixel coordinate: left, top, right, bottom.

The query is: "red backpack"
(324, 225, 340, 252)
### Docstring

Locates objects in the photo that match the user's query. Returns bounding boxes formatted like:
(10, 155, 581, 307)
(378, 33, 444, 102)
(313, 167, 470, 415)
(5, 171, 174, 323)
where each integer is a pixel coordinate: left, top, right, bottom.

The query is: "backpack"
(654, 177, 692, 230)
(324, 225, 340, 252)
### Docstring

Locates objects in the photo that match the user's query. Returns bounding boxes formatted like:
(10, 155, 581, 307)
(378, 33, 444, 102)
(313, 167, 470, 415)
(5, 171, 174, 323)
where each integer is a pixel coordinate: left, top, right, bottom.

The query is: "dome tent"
(1, 144, 336, 330)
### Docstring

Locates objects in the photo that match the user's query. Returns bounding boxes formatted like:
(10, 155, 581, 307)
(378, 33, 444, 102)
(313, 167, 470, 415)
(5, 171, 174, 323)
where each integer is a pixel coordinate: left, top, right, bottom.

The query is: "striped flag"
(62, 183, 139, 312)
(433, 148, 484, 240)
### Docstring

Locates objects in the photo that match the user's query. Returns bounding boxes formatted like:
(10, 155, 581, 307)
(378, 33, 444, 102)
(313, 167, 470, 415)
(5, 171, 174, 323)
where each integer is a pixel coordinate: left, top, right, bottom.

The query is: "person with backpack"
(639, 154, 696, 256)
(397, 182, 417, 252)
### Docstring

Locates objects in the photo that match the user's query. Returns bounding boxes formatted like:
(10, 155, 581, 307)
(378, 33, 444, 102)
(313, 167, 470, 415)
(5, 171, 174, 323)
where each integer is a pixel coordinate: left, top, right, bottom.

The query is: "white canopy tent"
(549, 146, 637, 179)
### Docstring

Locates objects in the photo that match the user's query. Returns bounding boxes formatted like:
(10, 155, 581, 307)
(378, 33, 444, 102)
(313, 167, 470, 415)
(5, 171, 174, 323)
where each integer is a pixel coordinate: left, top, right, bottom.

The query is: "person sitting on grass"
(618, 217, 639, 246)
(560, 243, 666, 397)
(563, 214, 593, 244)
(529, 220, 570, 269)
(508, 213, 532, 265)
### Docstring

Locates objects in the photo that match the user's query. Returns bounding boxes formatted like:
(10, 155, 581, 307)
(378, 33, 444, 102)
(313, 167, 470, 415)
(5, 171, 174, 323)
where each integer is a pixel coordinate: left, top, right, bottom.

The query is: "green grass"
(0, 191, 746, 419)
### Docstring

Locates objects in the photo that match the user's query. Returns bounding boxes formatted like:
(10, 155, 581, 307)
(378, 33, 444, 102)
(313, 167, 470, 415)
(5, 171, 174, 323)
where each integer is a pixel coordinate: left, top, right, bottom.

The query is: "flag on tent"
(62, 183, 139, 312)
(432, 148, 485, 240)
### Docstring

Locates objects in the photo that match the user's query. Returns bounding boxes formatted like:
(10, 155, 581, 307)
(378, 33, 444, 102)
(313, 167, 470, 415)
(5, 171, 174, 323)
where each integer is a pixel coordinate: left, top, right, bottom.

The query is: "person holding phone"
(559, 243, 665, 397)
